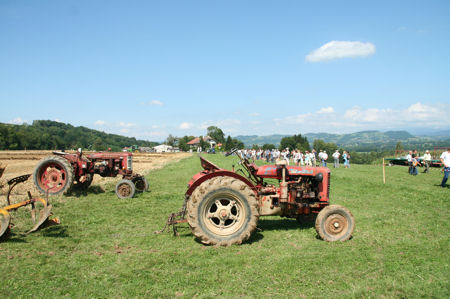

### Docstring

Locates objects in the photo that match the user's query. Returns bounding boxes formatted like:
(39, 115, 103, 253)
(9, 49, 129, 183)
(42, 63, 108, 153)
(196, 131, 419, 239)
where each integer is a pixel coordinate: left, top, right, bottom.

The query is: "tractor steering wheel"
(225, 148, 238, 157)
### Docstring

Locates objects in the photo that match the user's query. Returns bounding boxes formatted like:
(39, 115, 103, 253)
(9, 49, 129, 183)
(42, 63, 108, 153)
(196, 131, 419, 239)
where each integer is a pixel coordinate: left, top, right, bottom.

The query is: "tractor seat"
(276, 160, 288, 167)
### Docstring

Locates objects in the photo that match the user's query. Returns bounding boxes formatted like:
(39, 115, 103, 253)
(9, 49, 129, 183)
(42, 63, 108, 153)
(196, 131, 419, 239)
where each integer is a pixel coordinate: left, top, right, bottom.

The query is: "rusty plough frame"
(0, 166, 59, 240)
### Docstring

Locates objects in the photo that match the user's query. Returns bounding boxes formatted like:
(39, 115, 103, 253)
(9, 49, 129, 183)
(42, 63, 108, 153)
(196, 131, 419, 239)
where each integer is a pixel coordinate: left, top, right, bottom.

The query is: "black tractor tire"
(132, 176, 149, 192)
(73, 173, 93, 190)
(315, 205, 355, 242)
(33, 155, 74, 196)
(115, 179, 136, 199)
(187, 176, 259, 246)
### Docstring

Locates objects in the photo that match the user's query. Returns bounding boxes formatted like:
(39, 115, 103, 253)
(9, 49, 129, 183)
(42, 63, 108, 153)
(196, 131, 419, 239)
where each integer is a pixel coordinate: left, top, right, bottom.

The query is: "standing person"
(322, 151, 328, 167)
(406, 150, 413, 175)
(310, 150, 316, 166)
(440, 148, 450, 187)
(411, 156, 419, 176)
(423, 150, 432, 173)
(304, 151, 312, 166)
(347, 152, 351, 168)
(332, 150, 340, 168)
(318, 151, 323, 165)
(343, 151, 348, 168)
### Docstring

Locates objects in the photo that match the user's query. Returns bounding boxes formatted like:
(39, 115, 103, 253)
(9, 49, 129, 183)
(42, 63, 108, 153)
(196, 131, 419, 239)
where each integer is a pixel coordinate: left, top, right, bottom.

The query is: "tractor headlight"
(315, 173, 323, 182)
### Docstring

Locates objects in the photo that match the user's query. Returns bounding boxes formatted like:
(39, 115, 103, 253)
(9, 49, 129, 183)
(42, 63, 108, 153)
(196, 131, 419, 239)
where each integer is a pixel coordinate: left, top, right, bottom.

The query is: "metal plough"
(0, 166, 59, 240)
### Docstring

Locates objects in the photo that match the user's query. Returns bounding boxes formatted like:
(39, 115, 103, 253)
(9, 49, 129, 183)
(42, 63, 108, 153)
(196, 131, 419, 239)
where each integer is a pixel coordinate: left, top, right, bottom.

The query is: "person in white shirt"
(440, 148, 450, 187)
(304, 151, 312, 166)
(423, 150, 432, 173)
(332, 150, 340, 168)
(322, 151, 328, 167)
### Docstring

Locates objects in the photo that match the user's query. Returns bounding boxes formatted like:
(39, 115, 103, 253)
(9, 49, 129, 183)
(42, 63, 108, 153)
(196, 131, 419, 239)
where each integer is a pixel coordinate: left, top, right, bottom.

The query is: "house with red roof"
(187, 136, 217, 150)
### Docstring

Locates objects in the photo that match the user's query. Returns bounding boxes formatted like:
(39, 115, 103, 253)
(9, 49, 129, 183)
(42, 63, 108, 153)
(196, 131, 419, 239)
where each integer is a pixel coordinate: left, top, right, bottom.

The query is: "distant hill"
(304, 130, 414, 146)
(0, 120, 159, 151)
(235, 130, 450, 151)
(234, 134, 289, 147)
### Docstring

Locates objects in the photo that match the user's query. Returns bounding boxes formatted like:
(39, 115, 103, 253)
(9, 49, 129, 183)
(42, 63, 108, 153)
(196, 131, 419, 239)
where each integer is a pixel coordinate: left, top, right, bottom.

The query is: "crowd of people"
(236, 148, 351, 168)
(405, 148, 450, 188)
(234, 147, 450, 188)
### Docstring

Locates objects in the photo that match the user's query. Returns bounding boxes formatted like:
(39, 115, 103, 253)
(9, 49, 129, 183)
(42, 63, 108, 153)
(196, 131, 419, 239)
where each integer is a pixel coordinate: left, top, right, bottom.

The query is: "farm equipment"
(161, 149, 355, 246)
(32, 149, 149, 199)
(0, 166, 59, 240)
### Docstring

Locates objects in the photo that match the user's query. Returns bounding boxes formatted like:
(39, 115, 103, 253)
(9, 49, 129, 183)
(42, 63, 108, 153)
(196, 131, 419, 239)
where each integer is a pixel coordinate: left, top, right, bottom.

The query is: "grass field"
(1, 154, 449, 298)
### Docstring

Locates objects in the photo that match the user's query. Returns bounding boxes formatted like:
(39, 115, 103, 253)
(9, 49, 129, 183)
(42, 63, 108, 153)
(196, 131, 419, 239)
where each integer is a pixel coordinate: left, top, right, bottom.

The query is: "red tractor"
(168, 149, 354, 246)
(33, 149, 149, 198)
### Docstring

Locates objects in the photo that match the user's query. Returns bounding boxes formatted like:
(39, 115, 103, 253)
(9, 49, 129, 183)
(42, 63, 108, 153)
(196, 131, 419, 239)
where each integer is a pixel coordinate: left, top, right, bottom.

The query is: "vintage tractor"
(33, 149, 149, 198)
(1, 165, 59, 241)
(164, 149, 354, 246)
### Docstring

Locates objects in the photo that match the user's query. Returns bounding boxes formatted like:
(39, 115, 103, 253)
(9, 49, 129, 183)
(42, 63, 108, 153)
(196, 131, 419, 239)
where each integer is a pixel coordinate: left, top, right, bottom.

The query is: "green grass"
(1, 154, 449, 298)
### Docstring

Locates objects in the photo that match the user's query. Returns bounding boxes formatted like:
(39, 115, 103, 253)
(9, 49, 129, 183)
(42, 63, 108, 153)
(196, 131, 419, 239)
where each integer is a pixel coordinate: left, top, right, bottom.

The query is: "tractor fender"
(185, 170, 257, 197)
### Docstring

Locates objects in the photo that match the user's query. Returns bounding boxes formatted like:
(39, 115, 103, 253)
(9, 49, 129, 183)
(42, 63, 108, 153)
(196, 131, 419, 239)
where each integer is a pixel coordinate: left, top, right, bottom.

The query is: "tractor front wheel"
(115, 179, 136, 199)
(187, 176, 259, 246)
(315, 205, 355, 242)
(33, 155, 74, 196)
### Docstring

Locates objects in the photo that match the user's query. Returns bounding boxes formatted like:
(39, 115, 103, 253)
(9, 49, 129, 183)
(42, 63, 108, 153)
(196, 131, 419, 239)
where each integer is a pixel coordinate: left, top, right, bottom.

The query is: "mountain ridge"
(235, 130, 450, 151)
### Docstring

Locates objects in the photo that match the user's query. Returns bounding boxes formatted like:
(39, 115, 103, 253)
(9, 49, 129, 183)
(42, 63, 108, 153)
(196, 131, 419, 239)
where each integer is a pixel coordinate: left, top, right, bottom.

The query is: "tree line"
(0, 120, 158, 151)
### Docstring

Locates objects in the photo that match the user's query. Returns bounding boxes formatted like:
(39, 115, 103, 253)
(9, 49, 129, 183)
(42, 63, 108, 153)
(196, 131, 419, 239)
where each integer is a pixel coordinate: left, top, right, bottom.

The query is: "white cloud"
(141, 100, 164, 106)
(249, 112, 260, 117)
(150, 100, 163, 106)
(274, 113, 312, 125)
(317, 107, 334, 114)
(271, 102, 449, 134)
(119, 122, 136, 128)
(95, 120, 106, 126)
(8, 117, 27, 125)
(344, 106, 394, 123)
(306, 41, 376, 62)
(179, 122, 193, 130)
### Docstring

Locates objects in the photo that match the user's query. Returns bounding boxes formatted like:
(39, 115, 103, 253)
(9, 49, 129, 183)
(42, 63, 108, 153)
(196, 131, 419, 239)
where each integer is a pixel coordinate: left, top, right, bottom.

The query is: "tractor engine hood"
(256, 165, 327, 179)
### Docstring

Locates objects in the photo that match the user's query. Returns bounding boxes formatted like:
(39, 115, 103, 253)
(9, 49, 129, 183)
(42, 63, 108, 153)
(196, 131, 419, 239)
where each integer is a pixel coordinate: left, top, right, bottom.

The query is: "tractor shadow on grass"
(68, 186, 105, 197)
(248, 218, 316, 244)
(257, 218, 315, 231)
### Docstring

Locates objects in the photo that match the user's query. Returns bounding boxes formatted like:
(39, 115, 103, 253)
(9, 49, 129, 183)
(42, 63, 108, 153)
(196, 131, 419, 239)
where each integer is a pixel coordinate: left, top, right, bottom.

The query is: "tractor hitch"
(154, 195, 189, 236)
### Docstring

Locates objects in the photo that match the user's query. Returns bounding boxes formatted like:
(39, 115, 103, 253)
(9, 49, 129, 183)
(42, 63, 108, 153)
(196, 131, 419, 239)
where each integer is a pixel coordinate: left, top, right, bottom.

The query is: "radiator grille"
(327, 172, 330, 199)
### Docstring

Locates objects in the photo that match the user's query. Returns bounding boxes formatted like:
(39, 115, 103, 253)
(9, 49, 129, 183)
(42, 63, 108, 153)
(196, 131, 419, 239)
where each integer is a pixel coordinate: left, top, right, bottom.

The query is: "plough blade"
(27, 204, 53, 234)
(0, 209, 11, 239)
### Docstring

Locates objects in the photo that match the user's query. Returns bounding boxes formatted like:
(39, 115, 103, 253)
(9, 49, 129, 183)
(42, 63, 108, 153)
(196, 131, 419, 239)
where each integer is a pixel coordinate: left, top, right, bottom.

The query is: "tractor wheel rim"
(324, 213, 348, 237)
(118, 183, 131, 197)
(39, 163, 67, 192)
(202, 193, 245, 236)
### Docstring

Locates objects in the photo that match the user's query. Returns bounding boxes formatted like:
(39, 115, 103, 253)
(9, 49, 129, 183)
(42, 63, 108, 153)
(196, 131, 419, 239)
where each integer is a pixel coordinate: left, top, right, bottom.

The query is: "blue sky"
(1, 0, 449, 141)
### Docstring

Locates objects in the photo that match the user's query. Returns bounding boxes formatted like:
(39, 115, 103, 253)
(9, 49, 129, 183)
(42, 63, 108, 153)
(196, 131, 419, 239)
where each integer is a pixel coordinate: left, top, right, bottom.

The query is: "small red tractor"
(165, 149, 354, 246)
(33, 149, 149, 198)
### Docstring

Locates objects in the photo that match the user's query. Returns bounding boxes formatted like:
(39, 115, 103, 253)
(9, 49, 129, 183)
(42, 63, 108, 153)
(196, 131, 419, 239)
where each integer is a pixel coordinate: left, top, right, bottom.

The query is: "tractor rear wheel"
(315, 205, 355, 242)
(115, 179, 136, 199)
(187, 176, 259, 246)
(33, 155, 74, 196)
